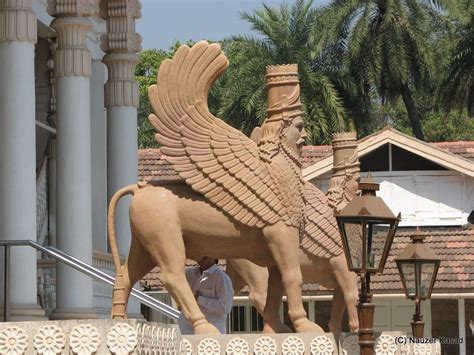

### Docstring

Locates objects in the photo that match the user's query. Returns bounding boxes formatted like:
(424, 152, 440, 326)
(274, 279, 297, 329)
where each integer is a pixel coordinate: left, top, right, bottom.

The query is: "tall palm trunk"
(400, 83, 424, 141)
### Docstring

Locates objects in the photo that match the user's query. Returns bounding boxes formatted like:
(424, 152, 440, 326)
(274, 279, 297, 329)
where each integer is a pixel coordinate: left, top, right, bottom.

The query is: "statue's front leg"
(263, 266, 292, 333)
(263, 223, 324, 333)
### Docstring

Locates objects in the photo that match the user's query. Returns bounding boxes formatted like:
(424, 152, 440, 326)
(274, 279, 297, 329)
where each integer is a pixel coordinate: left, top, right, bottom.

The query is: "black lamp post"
(336, 172, 400, 355)
(395, 228, 440, 338)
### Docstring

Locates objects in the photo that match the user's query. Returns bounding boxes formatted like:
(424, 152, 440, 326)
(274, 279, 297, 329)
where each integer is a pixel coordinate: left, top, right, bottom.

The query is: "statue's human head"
(259, 64, 305, 162)
(327, 132, 360, 212)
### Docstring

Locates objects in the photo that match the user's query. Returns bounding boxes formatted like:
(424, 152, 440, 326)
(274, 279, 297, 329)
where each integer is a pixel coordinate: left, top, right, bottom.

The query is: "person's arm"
(197, 273, 234, 314)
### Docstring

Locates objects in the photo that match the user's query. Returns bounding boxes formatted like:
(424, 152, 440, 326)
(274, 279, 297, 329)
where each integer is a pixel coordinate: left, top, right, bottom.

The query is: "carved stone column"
(0, 0, 46, 320)
(101, 1, 140, 251)
(101, 0, 142, 317)
(48, 0, 97, 319)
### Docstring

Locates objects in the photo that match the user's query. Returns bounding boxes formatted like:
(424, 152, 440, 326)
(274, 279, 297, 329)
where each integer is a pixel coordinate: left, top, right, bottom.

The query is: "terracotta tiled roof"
(301, 145, 332, 168)
(138, 149, 182, 182)
(431, 141, 474, 161)
(141, 227, 474, 294)
(300, 227, 474, 294)
(372, 227, 474, 293)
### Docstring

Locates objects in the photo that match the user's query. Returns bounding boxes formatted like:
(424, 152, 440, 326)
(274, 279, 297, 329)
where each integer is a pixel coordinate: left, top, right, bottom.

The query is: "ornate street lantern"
(336, 173, 400, 274)
(395, 228, 440, 338)
(336, 172, 400, 355)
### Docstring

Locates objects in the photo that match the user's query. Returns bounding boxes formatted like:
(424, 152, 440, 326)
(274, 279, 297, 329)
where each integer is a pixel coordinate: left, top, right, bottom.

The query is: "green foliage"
(135, 42, 199, 148)
(324, 0, 458, 140)
(441, 16, 474, 115)
(135, 49, 168, 148)
(382, 104, 474, 141)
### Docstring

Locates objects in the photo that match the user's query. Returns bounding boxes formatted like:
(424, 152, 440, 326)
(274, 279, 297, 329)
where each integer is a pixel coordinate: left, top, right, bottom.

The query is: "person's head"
(198, 256, 218, 271)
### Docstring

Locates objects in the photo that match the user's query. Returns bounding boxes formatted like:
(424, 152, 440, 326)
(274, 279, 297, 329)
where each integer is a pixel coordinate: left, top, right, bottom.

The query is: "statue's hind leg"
(121, 233, 156, 312)
(263, 223, 323, 333)
(140, 233, 219, 334)
(111, 232, 155, 319)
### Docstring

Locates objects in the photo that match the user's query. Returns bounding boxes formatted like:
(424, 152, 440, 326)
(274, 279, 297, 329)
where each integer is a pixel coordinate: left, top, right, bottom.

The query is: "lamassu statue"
(108, 41, 324, 334)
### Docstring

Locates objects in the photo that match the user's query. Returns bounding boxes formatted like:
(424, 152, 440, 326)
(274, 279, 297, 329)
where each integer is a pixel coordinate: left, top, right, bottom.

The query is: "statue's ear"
(250, 127, 262, 143)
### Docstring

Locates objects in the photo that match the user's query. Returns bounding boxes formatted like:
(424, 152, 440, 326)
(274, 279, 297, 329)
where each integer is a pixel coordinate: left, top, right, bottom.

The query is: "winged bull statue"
(107, 41, 328, 334)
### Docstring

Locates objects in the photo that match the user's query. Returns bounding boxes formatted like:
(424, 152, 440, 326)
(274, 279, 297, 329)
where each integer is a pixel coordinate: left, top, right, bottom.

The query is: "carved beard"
(281, 138, 302, 168)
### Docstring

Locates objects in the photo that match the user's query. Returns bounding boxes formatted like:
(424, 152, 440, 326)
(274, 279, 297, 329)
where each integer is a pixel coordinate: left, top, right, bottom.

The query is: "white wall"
(310, 170, 473, 227)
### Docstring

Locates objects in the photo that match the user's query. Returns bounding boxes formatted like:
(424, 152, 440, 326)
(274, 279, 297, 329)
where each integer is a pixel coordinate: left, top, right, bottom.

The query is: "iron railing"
(0, 240, 180, 321)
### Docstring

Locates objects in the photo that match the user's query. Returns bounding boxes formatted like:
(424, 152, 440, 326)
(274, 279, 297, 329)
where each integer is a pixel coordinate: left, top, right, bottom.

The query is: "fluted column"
(48, 0, 97, 319)
(101, 0, 142, 316)
(0, 0, 46, 320)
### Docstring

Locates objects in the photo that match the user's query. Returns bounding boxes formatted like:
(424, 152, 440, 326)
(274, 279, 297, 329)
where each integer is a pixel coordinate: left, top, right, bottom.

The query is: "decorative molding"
(106, 323, 138, 354)
(225, 337, 250, 355)
(100, 0, 141, 108)
(69, 324, 101, 355)
(50, 16, 92, 77)
(0, 0, 37, 43)
(47, 0, 95, 18)
(102, 52, 139, 107)
(412, 342, 439, 355)
(0, 325, 28, 355)
(254, 336, 277, 355)
(33, 324, 66, 355)
(341, 335, 359, 355)
(374, 334, 397, 355)
(180, 338, 193, 355)
(310, 335, 334, 355)
(99, 0, 142, 53)
(197, 337, 221, 355)
(281, 336, 305, 355)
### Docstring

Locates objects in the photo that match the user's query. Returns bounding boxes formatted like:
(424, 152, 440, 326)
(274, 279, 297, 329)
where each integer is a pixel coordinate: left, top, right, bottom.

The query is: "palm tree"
(326, 0, 457, 140)
(442, 15, 474, 116)
(215, 0, 348, 144)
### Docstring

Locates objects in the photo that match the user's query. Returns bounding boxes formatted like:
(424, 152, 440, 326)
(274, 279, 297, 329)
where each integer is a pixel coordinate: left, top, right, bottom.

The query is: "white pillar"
(101, 0, 142, 317)
(0, 0, 46, 320)
(459, 298, 466, 355)
(48, 0, 97, 319)
(90, 60, 107, 252)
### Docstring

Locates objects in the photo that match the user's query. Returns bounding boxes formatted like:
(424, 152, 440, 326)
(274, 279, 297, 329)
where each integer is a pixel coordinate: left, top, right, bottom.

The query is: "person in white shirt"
(177, 256, 234, 334)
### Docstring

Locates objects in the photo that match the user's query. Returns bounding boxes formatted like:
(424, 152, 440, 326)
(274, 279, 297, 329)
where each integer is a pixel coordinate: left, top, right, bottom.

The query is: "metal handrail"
(1, 240, 180, 321)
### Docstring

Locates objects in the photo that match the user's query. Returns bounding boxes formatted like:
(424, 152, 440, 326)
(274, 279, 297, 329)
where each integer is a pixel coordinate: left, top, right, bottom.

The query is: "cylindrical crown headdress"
(332, 132, 360, 177)
(265, 64, 303, 123)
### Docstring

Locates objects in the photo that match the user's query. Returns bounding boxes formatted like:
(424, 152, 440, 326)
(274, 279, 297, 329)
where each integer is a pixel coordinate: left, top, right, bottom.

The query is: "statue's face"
(284, 116, 307, 158)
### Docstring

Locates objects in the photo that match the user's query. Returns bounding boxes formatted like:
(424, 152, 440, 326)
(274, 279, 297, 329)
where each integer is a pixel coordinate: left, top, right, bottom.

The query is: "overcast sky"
(137, 0, 330, 50)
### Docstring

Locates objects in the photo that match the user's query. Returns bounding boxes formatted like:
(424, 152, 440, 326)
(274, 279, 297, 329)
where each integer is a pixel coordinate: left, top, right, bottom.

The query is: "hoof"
(294, 318, 324, 333)
(263, 322, 292, 333)
(193, 322, 221, 334)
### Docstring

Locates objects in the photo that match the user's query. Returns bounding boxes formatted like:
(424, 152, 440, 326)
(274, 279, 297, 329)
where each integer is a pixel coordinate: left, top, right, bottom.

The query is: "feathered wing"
(301, 181, 343, 257)
(148, 41, 287, 228)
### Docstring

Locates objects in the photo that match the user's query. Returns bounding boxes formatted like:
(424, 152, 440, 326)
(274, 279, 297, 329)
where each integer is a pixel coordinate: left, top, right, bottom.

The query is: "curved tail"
(107, 184, 139, 319)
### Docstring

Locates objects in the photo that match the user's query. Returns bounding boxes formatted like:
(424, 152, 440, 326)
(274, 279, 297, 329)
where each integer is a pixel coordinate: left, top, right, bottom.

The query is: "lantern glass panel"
(367, 222, 390, 271)
(343, 222, 364, 269)
(420, 262, 436, 298)
(401, 262, 416, 298)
